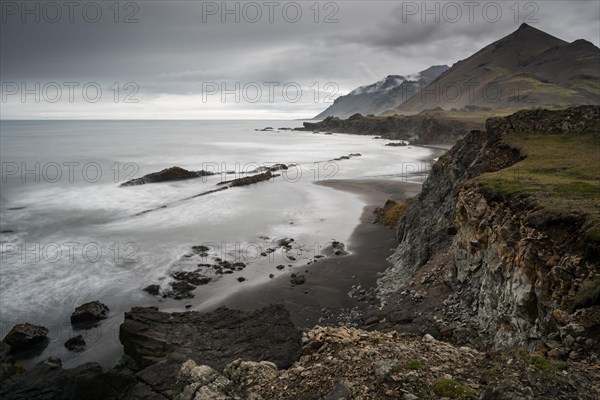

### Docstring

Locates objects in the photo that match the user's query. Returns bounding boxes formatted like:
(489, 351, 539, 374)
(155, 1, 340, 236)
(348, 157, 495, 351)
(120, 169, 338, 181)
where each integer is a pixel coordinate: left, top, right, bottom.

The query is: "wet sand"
(212, 178, 423, 328)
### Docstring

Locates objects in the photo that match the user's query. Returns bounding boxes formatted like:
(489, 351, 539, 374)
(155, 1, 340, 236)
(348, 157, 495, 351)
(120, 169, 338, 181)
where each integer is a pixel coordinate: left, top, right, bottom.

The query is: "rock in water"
(2, 323, 49, 352)
(120, 166, 214, 187)
(70, 301, 109, 325)
(64, 335, 86, 352)
(119, 304, 302, 371)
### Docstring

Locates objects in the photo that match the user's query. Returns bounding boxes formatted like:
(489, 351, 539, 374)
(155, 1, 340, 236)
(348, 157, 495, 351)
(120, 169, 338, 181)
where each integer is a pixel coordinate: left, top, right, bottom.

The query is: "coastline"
(210, 177, 423, 328)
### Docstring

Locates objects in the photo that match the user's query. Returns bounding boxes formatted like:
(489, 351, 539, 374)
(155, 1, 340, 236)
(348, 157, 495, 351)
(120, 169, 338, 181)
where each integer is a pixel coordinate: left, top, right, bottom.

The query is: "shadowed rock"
(120, 304, 302, 371)
(2, 324, 49, 353)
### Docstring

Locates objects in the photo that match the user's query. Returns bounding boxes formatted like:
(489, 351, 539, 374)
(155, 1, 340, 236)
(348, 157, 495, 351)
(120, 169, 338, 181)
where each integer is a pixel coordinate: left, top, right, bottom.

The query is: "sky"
(1, 0, 599, 119)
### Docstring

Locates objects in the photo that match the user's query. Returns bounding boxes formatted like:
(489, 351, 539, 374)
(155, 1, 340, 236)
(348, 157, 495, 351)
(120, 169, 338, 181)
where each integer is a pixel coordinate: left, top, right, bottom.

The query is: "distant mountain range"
(314, 24, 599, 119)
(394, 23, 600, 114)
(314, 65, 449, 119)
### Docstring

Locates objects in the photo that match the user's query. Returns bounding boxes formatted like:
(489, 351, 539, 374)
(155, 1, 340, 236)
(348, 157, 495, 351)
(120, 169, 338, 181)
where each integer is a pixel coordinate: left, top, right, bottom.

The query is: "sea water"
(0, 119, 433, 367)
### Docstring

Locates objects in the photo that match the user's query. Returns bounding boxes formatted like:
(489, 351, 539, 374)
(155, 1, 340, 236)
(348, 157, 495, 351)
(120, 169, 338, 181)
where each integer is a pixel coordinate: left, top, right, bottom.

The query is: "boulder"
(64, 335, 86, 352)
(70, 301, 109, 325)
(2, 323, 49, 352)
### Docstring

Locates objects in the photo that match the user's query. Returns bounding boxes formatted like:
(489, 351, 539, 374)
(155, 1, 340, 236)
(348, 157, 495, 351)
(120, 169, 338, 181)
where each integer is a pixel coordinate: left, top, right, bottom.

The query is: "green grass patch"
(527, 354, 568, 372)
(432, 379, 473, 399)
(404, 360, 424, 370)
(571, 276, 600, 310)
(481, 132, 600, 241)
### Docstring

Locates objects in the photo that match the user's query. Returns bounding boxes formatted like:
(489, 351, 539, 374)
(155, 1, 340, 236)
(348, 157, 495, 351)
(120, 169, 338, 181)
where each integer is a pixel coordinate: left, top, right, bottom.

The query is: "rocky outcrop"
(375, 105, 600, 356)
(121, 166, 214, 187)
(299, 113, 478, 144)
(120, 305, 302, 372)
(71, 300, 109, 325)
(2, 323, 49, 353)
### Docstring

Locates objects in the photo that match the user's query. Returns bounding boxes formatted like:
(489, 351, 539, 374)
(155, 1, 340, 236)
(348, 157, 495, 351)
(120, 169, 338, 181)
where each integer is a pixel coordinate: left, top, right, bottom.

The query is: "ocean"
(0, 120, 433, 367)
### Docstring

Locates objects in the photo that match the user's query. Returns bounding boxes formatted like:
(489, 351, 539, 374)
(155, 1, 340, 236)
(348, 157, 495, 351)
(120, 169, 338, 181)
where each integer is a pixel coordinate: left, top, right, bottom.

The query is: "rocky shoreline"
(2, 106, 599, 399)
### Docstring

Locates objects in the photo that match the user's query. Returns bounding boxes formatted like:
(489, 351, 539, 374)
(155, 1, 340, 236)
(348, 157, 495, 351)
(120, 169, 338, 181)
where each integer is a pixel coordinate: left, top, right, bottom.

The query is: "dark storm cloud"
(1, 0, 598, 118)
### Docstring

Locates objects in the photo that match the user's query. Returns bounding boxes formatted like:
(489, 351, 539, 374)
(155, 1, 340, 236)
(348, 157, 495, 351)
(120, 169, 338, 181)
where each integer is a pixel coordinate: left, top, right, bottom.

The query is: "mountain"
(393, 24, 600, 113)
(314, 65, 449, 119)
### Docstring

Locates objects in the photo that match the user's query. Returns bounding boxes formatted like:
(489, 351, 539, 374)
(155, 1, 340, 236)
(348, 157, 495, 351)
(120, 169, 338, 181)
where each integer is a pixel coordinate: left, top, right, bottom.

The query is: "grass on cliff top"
(481, 131, 600, 241)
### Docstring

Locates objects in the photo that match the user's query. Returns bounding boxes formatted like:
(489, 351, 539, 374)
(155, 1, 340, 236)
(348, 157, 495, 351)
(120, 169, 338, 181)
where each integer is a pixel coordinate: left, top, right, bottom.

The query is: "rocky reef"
(373, 105, 600, 360)
(120, 166, 215, 186)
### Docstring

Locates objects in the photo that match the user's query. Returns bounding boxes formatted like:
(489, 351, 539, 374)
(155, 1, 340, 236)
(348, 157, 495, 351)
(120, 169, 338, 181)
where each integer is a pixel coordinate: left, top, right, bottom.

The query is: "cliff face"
(376, 106, 600, 355)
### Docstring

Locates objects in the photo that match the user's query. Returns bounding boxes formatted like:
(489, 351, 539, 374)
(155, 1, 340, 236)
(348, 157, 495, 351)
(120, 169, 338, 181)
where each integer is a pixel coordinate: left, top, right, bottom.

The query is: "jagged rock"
(223, 359, 278, 390)
(177, 360, 231, 400)
(121, 166, 214, 186)
(2, 323, 49, 352)
(71, 301, 109, 325)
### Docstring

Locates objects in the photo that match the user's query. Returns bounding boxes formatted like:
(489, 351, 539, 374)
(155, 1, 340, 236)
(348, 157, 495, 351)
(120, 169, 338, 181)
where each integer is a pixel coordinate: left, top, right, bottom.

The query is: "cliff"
(372, 106, 600, 360)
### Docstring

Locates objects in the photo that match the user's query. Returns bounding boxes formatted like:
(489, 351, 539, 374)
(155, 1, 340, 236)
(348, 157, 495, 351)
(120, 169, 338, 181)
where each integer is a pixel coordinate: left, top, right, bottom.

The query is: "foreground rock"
(0, 343, 20, 382)
(121, 166, 214, 186)
(71, 301, 109, 325)
(1, 305, 302, 399)
(0, 357, 166, 400)
(167, 326, 600, 399)
(120, 304, 301, 371)
(2, 323, 49, 353)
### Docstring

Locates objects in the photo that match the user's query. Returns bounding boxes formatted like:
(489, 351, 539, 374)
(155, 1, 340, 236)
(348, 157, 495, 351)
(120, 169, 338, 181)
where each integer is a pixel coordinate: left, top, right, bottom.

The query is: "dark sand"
(212, 179, 423, 328)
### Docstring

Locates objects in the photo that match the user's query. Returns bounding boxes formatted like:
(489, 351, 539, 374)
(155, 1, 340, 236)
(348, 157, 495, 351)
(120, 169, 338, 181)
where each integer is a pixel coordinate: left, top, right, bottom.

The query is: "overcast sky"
(1, 0, 599, 119)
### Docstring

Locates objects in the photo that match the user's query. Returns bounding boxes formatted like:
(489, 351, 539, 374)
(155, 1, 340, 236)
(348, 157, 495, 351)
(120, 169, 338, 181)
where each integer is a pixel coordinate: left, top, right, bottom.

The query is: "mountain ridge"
(392, 23, 600, 113)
